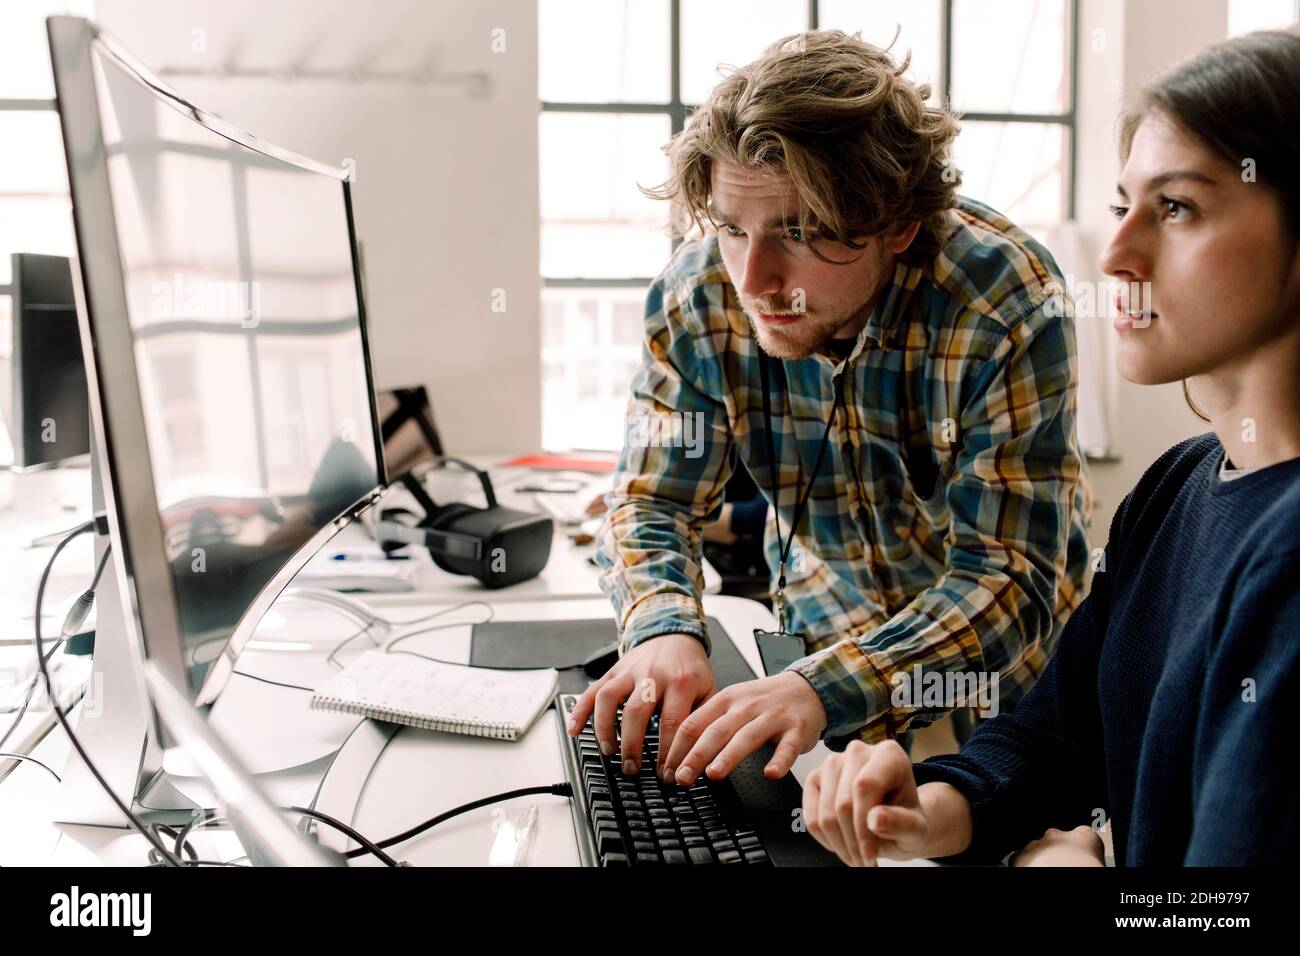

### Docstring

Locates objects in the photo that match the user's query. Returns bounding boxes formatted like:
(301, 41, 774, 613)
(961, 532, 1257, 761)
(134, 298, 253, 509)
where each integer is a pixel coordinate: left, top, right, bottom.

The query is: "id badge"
(754, 628, 806, 677)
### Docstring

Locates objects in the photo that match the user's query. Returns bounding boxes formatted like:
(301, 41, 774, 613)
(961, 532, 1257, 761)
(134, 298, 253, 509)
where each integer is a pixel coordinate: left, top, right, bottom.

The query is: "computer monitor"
(48, 15, 386, 708)
(1, 253, 91, 470)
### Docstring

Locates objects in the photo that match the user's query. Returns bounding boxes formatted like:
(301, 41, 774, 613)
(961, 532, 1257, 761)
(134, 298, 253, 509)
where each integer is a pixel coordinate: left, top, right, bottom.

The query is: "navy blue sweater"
(913, 434, 1300, 865)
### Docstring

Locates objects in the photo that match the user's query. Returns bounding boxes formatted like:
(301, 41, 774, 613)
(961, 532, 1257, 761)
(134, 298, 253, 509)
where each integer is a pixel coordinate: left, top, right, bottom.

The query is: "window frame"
(539, 0, 1079, 288)
(536, 0, 1079, 451)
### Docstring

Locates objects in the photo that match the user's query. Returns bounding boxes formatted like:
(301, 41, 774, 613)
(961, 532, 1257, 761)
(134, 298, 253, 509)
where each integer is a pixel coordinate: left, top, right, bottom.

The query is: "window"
(1229, 0, 1298, 35)
(539, 1, 1078, 452)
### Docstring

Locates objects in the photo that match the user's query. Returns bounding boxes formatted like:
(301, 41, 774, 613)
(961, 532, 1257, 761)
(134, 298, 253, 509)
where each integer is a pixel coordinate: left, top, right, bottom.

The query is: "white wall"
(95, 0, 541, 455)
(1072, 0, 1228, 539)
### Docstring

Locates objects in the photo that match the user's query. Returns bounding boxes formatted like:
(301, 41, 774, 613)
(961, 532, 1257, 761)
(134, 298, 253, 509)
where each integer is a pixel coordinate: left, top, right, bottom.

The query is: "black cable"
(290, 807, 401, 866)
(167, 783, 574, 866)
(341, 782, 573, 859)
(230, 671, 314, 693)
(173, 804, 400, 867)
(34, 521, 184, 867)
(0, 752, 61, 782)
(88, 543, 111, 588)
(148, 823, 198, 863)
(169, 807, 218, 861)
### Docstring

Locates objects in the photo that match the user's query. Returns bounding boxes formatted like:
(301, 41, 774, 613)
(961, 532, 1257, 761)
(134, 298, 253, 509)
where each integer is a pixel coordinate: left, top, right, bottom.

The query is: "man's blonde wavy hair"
(645, 30, 962, 263)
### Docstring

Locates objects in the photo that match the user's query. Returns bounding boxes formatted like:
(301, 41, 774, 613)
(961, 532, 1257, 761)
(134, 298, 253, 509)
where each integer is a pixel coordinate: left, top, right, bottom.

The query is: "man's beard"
(745, 306, 858, 360)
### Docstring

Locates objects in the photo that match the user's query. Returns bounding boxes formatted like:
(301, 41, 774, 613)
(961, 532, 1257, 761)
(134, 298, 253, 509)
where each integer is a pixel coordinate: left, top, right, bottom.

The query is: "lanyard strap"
(758, 349, 844, 631)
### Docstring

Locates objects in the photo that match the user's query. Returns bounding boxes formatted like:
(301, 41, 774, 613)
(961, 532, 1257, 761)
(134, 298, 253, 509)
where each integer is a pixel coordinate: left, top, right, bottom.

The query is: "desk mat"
(469, 616, 755, 695)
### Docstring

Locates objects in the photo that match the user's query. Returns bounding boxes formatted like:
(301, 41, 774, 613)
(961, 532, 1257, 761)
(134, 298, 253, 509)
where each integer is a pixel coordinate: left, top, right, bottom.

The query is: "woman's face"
(1098, 112, 1300, 386)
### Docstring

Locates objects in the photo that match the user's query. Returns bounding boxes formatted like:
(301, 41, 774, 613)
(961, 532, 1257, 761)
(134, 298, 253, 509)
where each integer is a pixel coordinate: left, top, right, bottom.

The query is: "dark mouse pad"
(470, 616, 756, 695)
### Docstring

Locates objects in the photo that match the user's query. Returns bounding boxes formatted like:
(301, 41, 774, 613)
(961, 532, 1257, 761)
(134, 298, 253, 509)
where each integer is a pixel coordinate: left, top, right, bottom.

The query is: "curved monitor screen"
(86, 36, 383, 694)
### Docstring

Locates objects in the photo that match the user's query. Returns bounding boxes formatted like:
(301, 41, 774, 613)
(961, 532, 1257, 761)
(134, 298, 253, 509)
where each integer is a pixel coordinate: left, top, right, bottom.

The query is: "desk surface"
(0, 466, 919, 868)
(0, 594, 851, 867)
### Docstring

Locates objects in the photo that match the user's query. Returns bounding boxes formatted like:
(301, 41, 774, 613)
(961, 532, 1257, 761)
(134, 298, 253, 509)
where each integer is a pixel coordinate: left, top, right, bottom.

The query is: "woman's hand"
(802, 740, 972, 866)
(1010, 825, 1106, 867)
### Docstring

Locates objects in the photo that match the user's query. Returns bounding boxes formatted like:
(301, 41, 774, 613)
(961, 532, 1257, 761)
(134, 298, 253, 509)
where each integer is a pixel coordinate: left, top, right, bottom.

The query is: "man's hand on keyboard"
(661, 672, 827, 785)
(565, 634, 715, 777)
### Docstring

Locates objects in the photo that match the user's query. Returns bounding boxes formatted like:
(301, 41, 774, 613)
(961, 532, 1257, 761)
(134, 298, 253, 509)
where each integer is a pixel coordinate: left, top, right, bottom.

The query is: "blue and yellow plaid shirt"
(596, 197, 1092, 742)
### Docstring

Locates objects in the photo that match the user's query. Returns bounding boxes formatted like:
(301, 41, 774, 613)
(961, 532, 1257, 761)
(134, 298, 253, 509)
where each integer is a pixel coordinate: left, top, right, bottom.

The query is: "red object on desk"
(500, 453, 618, 473)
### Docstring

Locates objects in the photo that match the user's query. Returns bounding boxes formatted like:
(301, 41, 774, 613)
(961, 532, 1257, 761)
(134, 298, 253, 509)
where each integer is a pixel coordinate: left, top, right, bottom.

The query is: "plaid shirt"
(596, 196, 1092, 742)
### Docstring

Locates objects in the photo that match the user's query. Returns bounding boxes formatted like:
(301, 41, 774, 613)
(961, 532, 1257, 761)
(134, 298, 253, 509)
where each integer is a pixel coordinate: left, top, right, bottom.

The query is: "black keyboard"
(557, 693, 841, 867)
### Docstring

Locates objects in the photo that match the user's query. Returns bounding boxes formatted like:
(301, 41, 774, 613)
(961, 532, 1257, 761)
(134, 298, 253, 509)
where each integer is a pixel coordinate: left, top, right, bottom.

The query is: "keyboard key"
(663, 849, 687, 865)
(688, 846, 714, 865)
(717, 849, 742, 864)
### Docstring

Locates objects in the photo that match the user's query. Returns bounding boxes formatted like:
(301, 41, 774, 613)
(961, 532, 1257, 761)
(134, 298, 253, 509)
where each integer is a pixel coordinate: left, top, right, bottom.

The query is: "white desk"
(1, 465, 908, 869)
(0, 593, 845, 867)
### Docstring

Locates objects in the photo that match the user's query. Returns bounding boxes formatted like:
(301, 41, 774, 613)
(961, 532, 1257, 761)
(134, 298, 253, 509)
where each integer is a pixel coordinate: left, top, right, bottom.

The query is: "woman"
(802, 28, 1300, 867)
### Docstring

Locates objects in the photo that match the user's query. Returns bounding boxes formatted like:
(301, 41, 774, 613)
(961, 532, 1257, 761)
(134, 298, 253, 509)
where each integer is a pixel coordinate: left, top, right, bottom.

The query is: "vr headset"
(374, 459, 553, 589)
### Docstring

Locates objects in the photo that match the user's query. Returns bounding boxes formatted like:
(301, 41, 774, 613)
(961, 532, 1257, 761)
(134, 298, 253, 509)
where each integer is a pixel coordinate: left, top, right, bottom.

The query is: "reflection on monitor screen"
(86, 35, 382, 693)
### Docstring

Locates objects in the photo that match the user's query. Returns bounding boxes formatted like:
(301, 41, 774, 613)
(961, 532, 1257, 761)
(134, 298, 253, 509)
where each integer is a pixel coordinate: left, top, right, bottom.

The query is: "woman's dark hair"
(1119, 29, 1300, 422)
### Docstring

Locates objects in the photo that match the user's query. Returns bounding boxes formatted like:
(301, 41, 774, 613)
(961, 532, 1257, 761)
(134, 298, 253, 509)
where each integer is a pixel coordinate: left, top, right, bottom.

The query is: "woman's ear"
(885, 221, 922, 255)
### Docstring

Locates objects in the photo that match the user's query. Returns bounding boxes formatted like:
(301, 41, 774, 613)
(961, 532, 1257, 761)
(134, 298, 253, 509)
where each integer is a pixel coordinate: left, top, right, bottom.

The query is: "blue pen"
(329, 552, 410, 561)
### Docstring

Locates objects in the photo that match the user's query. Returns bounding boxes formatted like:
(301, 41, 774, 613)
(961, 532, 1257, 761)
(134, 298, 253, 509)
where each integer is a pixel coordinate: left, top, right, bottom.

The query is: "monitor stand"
(50, 429, 177, 827)
(51, 432, 397, 839)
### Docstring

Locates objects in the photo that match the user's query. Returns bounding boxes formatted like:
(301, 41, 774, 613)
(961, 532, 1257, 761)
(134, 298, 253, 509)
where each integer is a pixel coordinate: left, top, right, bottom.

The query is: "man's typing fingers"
(618, 685, 657, 774)
(655, 683, 695, 779)
(702, 714, 780, 780)
(566, 679, 602, 737)
(662, 692, 725, 773)
(592, 673, 635, 758)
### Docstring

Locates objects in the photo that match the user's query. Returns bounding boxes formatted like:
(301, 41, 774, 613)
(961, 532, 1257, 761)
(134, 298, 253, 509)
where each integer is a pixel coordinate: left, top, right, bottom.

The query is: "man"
(567, 30, 1092, 790)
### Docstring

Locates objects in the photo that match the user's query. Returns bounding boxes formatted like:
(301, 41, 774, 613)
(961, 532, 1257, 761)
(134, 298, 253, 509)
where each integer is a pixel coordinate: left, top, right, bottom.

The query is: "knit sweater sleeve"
(1185, 546, 1300, 864)
(908, 562, 1112, 864)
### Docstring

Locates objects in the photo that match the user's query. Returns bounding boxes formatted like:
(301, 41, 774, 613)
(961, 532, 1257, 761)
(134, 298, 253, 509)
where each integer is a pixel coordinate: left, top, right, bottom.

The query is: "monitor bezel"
(48, 15, 388, 706)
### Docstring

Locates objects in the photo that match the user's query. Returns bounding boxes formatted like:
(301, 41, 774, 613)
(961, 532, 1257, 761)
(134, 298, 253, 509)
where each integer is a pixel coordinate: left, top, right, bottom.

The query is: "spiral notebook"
(310, 651, 558, 741)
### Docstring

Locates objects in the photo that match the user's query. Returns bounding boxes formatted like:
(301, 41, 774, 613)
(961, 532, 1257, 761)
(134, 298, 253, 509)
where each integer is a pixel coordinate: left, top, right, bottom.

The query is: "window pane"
(952, 121, 1066, 226)
(540, 112, 672, 279)
(0, 0, 95, 99)
(539, 0, 671, 102)
(680, 0, 808, 105)
(0, 196, 75, 258)
(950, 0, 1069, 114)
(0, 112, 68, 194)
(1229, 0, 1298, 35)
(541, 286, 648, 451)
(818, 0, 943, 101)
